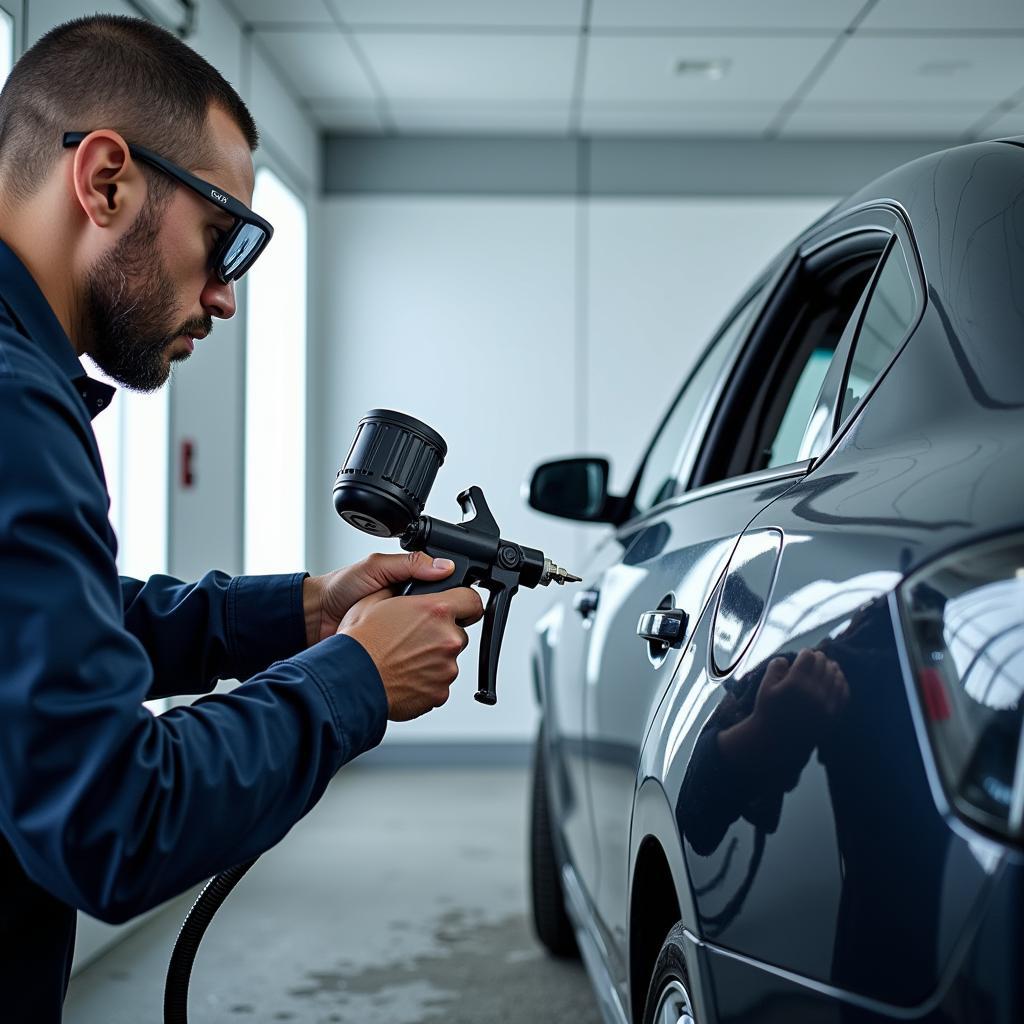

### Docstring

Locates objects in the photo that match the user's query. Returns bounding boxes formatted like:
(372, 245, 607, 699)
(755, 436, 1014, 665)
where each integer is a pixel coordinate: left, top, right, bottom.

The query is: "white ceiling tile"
(861, 0, 1024, 32)
(581, 103, 780, 136)
(590, 0, 862, 31)
(329, 1, 584, 29)
(253, 30, 377, 100)
(356, 33, 578, 103)
(228, 0, 333, 25)
(782, 103, 991, 139)
(585, 35, 835, 104)
(389, 102, 571, 134)
(308, 100, 385, 131)
(805, 37, 1024, 104)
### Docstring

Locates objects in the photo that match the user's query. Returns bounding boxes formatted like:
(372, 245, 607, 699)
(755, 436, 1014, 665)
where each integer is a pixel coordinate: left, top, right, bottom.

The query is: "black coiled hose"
(163, 857, 259, 1024)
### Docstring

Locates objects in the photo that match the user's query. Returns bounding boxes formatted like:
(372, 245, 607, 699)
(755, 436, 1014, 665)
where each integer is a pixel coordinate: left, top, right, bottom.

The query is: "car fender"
(629, 778, 692, 928)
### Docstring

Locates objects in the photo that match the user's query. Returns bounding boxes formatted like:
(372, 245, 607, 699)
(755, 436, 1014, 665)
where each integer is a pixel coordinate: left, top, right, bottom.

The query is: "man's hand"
(753, 650, 849, 734)
(717, 649, 849, 776)
(338, 587, 485, 721)
(302, 552, 457, 647)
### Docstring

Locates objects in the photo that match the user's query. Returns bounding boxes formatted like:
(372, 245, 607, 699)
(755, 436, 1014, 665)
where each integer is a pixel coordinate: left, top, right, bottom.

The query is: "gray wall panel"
(325, 135, 580, 195)
(324, 134, 955, 197)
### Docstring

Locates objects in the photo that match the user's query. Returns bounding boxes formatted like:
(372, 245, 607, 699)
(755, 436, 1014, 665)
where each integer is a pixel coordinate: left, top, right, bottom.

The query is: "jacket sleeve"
(120, 571, 310, 699)
(0, 379, 388, 924)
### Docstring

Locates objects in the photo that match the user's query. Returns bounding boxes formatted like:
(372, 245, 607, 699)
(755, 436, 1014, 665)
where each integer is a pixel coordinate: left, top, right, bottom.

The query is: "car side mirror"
(526, 457, 624, 523)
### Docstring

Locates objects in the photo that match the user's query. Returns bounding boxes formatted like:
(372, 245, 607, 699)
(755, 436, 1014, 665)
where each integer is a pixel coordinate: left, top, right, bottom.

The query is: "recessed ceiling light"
(917, 59, 971, 77)
(674, 58, 731, 80)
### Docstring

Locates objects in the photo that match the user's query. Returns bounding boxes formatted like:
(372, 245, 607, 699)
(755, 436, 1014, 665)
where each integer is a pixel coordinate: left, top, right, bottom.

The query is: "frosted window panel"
(86, 360, 169, 580)
(0, 10, 12, 85)
(244, 168, 307, 574)
(118, 388, 169, 579)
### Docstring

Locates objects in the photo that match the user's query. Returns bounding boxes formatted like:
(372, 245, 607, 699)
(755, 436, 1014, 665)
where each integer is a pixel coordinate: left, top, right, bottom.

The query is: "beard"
(83, 199, 212, 393)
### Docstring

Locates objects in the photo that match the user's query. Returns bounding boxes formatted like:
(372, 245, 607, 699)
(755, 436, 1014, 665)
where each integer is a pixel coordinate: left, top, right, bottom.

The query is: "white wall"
(313, 197, 581, 741)
(587, 198, 834, 495)
(313, 193, 835, 746)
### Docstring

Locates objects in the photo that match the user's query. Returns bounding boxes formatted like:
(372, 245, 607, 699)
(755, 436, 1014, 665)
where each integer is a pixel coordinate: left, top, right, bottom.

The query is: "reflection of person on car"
(679, 648, 848, 856)
(677, 598, 953, 1007)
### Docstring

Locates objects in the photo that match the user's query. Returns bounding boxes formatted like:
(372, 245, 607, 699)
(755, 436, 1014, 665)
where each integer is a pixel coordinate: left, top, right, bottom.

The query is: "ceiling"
(222, 0, 1024, 140)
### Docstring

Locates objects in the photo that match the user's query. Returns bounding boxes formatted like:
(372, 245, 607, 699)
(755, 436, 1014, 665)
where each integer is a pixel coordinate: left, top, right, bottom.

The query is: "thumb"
(370, 551, 456, 587)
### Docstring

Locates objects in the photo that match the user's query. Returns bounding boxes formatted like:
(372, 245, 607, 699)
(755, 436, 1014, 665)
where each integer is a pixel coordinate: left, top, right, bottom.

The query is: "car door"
(583, 212, 897, 999)
(549, 282, 767, 906)
(666, 211, 999, 1013)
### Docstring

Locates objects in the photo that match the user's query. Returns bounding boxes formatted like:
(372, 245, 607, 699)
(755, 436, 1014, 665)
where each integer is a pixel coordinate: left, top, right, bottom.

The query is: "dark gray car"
(526, 137, 1024, 1024)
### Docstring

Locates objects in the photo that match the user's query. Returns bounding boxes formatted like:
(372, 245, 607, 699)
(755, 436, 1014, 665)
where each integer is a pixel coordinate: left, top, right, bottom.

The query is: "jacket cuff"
(227, 572, 309, 681)
(291, 634, 388, 763)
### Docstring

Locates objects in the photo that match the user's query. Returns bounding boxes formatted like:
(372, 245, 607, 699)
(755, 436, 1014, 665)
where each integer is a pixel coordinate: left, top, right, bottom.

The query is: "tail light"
(899, 533, 1024, 841)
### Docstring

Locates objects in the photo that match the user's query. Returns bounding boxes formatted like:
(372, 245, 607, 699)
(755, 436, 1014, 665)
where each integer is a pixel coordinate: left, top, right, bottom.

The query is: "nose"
(201, 274, 236, 320)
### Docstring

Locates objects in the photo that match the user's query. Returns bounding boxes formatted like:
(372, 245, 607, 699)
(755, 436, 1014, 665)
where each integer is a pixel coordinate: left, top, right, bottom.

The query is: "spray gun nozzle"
(540, 558, 582, 586)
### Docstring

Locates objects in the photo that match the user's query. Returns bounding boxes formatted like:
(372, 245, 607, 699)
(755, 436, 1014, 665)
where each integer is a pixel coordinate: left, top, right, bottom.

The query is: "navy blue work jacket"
(0, 241, 388, 1020)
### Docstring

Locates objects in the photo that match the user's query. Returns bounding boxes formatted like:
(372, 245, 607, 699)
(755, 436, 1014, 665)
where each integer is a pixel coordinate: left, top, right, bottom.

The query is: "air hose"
(163, 857, 258, 1024)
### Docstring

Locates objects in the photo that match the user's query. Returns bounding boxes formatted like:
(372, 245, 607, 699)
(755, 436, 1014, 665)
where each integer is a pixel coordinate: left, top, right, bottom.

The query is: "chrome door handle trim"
(636, 608, 688, 648)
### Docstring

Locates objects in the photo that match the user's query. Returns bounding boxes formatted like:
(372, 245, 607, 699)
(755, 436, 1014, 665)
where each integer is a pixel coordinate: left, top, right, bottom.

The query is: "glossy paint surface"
(583, 470, 801, 994)
(536, 138, 1024, 1023)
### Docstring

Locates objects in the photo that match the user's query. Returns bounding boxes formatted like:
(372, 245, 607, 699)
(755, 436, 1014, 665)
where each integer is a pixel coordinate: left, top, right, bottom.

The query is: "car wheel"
(529, 727, 579, 958)
(642, 922, 697, 1024)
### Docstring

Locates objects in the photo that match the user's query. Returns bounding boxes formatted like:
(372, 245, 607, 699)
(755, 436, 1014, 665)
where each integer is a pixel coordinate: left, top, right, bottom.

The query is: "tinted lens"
(219, 222, 266, 281)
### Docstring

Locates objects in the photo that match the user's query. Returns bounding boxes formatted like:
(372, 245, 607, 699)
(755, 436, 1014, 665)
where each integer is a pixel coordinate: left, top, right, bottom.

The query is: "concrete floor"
(64, 766, 602, 1024)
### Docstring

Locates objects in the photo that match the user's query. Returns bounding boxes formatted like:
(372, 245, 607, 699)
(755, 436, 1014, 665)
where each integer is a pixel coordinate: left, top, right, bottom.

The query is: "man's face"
(84, 107, 255, 392)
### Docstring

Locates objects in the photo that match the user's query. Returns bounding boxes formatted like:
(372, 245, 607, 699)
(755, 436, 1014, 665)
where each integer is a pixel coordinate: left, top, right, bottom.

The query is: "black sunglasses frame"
(62, 131, 274, 283)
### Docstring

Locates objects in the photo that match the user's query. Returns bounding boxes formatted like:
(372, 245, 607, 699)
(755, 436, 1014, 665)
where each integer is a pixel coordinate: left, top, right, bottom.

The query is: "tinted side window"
(839, 239, 918, 424)
(632, 294, 758, 515)
(691, 230, 891, 488)
(765, 346, 833, 468)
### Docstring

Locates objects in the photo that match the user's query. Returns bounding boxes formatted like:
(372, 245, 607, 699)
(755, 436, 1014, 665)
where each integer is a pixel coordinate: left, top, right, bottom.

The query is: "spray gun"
(332, 409, 580, 705)
(161, 409, 580, 1022)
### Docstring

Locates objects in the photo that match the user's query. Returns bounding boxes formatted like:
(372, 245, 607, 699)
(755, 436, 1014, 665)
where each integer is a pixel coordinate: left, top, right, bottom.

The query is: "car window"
(839, 238, 917, 425)
(765, 347, 833, 468)
(692, 227, 909, 487)
(632, 292, 759, 515)
(692, 228, 894, 487)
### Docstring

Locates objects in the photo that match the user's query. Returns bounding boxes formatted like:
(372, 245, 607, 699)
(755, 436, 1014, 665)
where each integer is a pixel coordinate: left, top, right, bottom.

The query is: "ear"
(69, 130, 146, 229)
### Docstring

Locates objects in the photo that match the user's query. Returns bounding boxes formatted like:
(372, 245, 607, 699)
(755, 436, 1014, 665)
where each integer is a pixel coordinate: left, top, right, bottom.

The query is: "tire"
(529, 727, 579, 958)
(642, 922, 697, 1024)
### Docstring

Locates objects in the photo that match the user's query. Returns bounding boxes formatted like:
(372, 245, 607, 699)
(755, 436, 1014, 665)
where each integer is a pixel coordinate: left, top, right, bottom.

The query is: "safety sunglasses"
(63, 131, 274, 283)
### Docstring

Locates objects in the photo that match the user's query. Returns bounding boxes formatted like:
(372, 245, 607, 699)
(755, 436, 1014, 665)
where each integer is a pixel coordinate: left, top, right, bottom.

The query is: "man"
(0, 15, 484, 1019)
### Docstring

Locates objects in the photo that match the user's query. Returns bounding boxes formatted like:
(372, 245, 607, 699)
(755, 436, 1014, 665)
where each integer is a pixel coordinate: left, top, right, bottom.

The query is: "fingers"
(334, 587, 393, 633)
(824, 660, 850, 716)
(438, 587, 485, 627)
(791, 649, 820, 675)
(761, 655, 790, 690)
(337, 584, 482, 722)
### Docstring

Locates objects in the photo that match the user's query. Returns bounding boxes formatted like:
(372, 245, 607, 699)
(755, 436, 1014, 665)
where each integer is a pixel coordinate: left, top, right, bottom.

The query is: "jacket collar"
(0, 239, 115, 420)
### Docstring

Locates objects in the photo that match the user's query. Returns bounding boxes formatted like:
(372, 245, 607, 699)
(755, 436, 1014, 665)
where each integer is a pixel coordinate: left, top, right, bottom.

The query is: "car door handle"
(636, 608, 688, 648)
(574, 588, 600, 618)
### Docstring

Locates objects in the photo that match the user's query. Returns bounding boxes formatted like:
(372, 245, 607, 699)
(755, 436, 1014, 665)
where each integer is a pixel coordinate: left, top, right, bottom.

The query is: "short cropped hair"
(0, 14, 259, 202)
